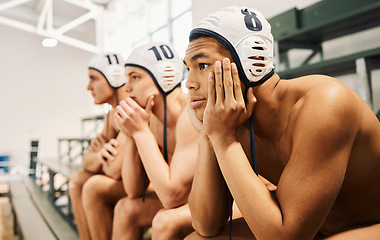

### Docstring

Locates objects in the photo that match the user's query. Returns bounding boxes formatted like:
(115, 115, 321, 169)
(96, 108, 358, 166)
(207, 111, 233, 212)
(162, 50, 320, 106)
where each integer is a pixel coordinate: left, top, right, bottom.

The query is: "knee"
(69, 170, 91, 196)
(82, 175, 104, 205)
(114, 197, 140, 224)
(152, 209, 175, 238)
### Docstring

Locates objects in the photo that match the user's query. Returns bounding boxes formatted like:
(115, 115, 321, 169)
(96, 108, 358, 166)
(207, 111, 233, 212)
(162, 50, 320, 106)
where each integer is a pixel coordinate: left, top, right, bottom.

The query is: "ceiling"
(0, 0, 107, 53)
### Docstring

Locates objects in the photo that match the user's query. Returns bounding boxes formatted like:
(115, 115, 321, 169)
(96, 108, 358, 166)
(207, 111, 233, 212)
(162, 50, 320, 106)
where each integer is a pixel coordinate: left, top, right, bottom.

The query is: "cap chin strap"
(114, 89, 119, 106)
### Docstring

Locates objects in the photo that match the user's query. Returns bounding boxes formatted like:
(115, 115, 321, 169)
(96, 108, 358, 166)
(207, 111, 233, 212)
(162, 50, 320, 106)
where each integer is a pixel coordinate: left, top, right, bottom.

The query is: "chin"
(134, 99, 145, 108)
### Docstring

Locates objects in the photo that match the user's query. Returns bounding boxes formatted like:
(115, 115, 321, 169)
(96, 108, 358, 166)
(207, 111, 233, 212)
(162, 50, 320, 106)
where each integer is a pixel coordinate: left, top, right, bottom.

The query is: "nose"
(124, 80, 132, 93)
(185, 71, 199, 90)
(87, 80, 92, 91)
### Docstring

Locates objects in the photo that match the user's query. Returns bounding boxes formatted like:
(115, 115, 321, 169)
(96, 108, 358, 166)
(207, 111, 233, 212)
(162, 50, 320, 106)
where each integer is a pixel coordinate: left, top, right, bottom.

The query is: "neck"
(109, 87, 128, 108)
(152, 88, 185, 126)
(251, 73, 284, 139)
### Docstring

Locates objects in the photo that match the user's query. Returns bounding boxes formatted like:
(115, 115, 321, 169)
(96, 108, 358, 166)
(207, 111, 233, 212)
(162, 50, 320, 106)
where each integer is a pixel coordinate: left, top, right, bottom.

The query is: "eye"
(130, 74, 140, 81)
(199, 63, 209, 70)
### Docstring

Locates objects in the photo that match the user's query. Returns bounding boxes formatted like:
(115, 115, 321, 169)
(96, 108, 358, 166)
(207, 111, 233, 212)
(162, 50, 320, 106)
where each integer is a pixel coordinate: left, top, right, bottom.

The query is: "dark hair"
(189, 32, 227, 50)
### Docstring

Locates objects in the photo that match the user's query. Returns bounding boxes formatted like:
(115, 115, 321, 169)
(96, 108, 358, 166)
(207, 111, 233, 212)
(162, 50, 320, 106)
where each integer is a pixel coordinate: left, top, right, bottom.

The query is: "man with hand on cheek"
(112, 42, 199, 240)
(184, 6, 380, 240)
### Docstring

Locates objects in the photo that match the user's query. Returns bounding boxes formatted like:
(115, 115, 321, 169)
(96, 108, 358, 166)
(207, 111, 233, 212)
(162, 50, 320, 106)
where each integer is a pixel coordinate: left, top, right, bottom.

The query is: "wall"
(0, 24, 104, 170)
(191, 0, 321, 27)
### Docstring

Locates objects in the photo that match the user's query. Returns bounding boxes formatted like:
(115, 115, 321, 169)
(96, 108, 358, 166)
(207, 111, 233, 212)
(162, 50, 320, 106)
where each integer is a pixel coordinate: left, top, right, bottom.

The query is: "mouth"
(190, 96, 206, 109)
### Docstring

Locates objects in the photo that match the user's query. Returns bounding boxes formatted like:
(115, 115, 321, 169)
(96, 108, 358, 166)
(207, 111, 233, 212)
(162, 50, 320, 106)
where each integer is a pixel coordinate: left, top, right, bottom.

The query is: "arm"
(120, 133, 145, 198)
(188, 135, 230, 236)
(206, 59, 359, 239)
(82, 133, 105, 173)
(115, 96, 198, 208)
(132, 108, 198, 208)
(100, 133, 128, 180)
(186, 102, 230, 236)
(83, 110, 118, 173)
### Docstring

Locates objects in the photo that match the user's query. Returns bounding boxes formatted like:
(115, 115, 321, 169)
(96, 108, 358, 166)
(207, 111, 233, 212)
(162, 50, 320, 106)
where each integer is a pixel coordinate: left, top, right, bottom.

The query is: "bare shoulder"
(284, 75, 365, 154)
(290, 75, 362, 126)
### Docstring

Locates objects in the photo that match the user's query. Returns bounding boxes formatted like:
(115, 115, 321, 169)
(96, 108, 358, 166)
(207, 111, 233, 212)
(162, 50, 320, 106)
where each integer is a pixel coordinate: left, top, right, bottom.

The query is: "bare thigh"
(69, 169, 95, 189)
(185, 217, 256, 240)
(319, 223, 380, 240)
(84, 174, 126, 204)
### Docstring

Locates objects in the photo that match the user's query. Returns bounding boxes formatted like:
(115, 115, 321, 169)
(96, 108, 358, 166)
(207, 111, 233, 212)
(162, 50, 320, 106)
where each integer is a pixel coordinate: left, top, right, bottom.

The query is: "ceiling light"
(42, 38, 57, 47)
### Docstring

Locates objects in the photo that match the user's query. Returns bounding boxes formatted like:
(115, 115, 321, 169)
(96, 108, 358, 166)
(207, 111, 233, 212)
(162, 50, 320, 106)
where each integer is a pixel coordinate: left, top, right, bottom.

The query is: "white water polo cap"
(191, 6, 274, 87)
(88, 53, 127, 88)
(125, 42, 183, 95)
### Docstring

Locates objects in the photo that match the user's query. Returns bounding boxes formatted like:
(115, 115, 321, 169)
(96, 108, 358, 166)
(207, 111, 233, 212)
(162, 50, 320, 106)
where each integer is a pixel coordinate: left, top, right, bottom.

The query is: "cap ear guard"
(155, 60, 183, 93)
(236, 35, 273, 83)
(88, 53, 127, 88)
(105, 64, 126, 88)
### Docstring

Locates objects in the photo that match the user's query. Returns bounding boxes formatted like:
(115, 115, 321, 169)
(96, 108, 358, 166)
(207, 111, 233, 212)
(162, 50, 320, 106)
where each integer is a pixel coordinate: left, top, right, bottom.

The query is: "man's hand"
(114, 96, 154, 137)
(89, 134, 107, 152)
(98, 138, 119, 166)
(204, 58, 256, 142)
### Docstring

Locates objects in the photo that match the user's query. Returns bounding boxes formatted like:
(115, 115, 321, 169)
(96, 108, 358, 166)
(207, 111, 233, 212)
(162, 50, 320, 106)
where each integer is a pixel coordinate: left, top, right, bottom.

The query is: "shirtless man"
(184, 6, 380, 240)
(112, 42, 198, 239)
(69, 53, 128, 240)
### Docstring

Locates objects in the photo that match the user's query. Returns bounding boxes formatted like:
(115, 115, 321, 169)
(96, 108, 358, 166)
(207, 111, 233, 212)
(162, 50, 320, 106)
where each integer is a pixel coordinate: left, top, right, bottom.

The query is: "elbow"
(192, 220, 224, 238)
(161, 195, 187, 209)
(124, 186, 145, 199)
(160, 188, 188, 209)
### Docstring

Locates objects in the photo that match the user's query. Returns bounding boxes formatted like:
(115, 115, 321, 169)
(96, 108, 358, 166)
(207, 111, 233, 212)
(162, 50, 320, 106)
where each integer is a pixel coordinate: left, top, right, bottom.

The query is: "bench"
(9, 178, 79, 240)
(33, 157, 82, 224)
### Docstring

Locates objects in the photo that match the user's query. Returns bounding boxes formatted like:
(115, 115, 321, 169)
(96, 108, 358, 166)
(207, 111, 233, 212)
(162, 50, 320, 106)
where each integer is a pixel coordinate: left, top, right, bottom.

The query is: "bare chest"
(150, 121, 176, 162)
(238, 127, 290, 185)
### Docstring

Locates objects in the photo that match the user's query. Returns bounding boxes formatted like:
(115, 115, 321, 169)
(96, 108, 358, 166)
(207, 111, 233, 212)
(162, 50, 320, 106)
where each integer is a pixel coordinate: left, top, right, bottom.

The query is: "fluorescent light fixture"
(42, 38, 58, 47)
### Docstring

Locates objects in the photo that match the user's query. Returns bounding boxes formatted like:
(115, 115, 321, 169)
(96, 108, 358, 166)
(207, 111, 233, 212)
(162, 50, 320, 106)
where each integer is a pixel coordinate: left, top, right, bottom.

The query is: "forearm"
(133, 130, 184, 208)
(189, 136, 230, 236)
(211, 137, 283, 239)
(82, 150, 102, 173)
(121, 139, 146, 198)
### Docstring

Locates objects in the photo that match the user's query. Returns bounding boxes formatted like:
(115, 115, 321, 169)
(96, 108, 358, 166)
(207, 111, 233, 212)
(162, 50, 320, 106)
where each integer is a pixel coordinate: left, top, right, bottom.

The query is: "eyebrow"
(184, 53, 210, 66)
(192, 53, 210, 61)
(127, 71, 138, 76)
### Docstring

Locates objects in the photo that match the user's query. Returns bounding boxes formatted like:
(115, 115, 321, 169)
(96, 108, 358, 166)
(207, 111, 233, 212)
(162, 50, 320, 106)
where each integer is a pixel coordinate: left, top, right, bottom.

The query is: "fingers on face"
(145, 95, 155, 113)
(207, 71, 216, 106)
(115, 100, 134, 121)
(214, 60, 224, 104)
(231, 62, 244, 102)
(213, 58, 243, 104)
(222, 58, 234, 101)
(125, 97, 140, 110)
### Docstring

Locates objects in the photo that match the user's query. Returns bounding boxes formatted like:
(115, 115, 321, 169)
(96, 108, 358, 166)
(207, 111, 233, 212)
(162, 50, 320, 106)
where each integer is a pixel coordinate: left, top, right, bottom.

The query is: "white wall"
(0, 24, 104, 169)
